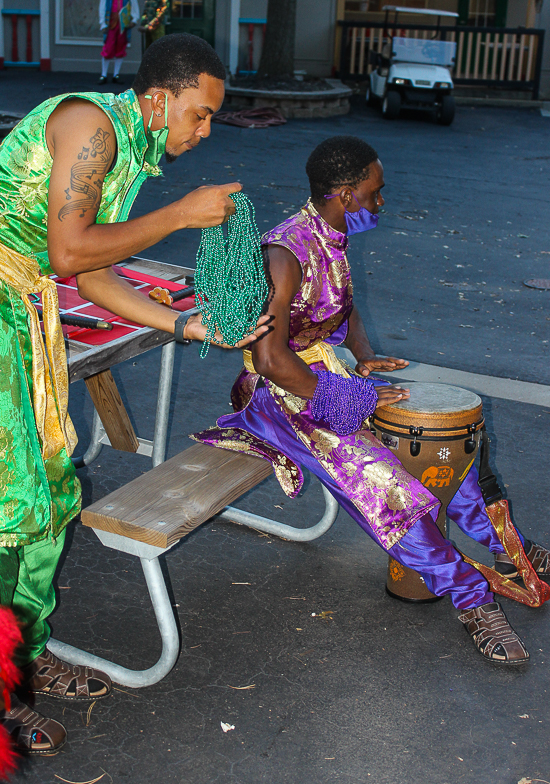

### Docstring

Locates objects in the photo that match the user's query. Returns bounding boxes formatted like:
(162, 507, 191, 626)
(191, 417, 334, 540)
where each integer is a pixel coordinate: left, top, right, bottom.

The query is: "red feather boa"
(0, 607, 22, 778)
(0, 727, 16, 779)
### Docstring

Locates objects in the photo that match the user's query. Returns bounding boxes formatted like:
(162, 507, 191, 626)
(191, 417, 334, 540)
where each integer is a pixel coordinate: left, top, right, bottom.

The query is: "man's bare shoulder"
(264, 243, 301, 269)
(263, 243, 302, 301)
(46, 98, 115, 157)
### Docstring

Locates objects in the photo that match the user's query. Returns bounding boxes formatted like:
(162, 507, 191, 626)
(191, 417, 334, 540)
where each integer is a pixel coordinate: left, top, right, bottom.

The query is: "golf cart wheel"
(382, 91, 401, 120)
(437, 95, 455, 126)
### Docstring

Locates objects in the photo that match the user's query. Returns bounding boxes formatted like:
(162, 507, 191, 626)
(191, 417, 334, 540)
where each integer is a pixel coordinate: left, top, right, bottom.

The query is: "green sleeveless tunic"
(0, 89, 158, 547)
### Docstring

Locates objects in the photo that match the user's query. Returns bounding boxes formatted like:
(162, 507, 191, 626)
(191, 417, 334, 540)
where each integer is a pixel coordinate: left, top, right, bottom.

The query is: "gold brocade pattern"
(263, 200, 353, 353)
(286, 420, 433, 550)
(189, 426, 302, 497)
(0, 242, 77, 459)
(194, 201, 438, 550)
(461, 499, 550, 607)
(0, 89, 155, 264)
(242, 340, 350, 379)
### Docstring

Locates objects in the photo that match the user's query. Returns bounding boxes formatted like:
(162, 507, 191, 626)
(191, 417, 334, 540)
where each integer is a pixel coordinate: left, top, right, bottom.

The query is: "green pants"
(0, 530, 65, 667)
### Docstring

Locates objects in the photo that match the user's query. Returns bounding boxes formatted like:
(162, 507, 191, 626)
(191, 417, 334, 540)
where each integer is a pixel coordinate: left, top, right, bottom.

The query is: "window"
(468, 0, 496, 25)
(458, 0, 508, 26)
(55, 0, 102, 45)
(171, 0, 204, 19)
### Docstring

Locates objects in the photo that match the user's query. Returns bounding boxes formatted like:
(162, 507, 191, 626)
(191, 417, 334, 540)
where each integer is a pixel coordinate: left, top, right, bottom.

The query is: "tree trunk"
(257, 0, 297, 78)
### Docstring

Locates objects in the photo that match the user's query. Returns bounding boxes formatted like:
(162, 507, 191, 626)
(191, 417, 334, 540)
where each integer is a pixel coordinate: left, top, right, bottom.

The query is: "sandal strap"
(0, 695, 66, 753)
(495, 540, 550, 578)
(22, 649, 112, 700)
(526, 542, 550, 575)
(459, 602, 529, 663)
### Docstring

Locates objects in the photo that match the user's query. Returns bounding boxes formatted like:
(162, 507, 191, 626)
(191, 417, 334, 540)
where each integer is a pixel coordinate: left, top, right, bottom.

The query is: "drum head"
(387, 382, 482, 414)
(373, 382, 484, 435)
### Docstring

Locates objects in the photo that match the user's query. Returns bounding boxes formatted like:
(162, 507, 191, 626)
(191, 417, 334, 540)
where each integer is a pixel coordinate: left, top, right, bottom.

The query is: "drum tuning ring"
(465, 423, 477, 455)
(409, 426, 423, 457)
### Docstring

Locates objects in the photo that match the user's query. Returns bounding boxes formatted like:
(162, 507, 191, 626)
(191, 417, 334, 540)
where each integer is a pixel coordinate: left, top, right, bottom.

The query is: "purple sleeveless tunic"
(192, 201, 438, 550)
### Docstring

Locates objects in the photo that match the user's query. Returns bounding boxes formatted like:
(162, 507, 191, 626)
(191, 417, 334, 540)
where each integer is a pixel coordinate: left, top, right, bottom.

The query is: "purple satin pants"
(220, 387, 525, 610)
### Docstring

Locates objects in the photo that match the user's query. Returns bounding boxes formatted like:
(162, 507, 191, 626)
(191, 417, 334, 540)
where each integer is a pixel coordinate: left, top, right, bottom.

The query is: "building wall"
(1, 0, 548, 96)
(505, 0, 530, 27)
(536, 0, 550, 98)
(49, 0, 142, 74)
(214, 0, 232, 68)
(217, 0, 338, 77)
(295, 0, 338, 75)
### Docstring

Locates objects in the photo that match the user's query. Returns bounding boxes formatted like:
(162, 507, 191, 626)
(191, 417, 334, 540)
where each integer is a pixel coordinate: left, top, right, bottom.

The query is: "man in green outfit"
(0, 33, 266, 755)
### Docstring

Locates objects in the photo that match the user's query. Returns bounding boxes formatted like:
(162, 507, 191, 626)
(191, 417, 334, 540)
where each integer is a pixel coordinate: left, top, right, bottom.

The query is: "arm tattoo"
(58, 128, 113, 221)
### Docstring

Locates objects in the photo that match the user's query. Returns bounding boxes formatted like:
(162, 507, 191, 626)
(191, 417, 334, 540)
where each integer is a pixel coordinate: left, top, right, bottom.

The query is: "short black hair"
(306, 136, 379, 203)
(133, 33, 226, 97)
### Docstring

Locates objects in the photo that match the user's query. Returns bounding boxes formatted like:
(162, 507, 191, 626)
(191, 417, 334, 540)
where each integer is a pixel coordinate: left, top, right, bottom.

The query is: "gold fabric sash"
(243, 341, 350, 378)
(461, 499, 550, 608)
(0, 242, 77, 459)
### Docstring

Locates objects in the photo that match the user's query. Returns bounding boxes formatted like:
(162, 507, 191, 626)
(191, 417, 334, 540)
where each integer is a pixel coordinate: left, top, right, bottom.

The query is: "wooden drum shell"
(372, 383, 484, 602)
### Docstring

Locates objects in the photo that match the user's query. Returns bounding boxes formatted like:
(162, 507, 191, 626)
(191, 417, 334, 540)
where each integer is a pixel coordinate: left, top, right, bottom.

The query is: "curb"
(454, 97, 542, 108)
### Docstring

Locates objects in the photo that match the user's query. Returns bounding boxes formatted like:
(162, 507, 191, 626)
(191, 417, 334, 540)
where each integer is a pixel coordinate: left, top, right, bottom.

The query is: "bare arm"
(75, 266, 270, 345)
(344, 304, 409, 378)
(46, 100, 240, 277)
(46, 100, 269, 344)
(251, 245, 319, 399)
(253, 246, 408, 407)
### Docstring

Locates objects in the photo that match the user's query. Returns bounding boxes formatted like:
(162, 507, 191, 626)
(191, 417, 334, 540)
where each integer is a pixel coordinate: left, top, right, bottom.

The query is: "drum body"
(372, 383, 484, 602)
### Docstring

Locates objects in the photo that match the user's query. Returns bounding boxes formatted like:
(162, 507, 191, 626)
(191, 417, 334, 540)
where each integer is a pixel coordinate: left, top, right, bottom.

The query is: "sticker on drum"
(421, 465, 454, 488)
(381, 433, 399, 449)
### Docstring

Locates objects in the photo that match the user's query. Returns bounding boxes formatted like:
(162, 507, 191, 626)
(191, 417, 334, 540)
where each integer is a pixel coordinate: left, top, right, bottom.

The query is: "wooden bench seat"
(55, 441, 337, 689)
(81, 442, 273, 549)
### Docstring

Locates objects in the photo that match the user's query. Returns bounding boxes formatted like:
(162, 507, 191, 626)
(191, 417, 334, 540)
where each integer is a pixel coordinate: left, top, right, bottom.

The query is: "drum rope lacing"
(194, 192, 268, 358)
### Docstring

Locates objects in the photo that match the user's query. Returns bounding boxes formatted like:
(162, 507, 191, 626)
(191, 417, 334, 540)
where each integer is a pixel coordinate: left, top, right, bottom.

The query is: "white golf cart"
(366, 6, 458, 125)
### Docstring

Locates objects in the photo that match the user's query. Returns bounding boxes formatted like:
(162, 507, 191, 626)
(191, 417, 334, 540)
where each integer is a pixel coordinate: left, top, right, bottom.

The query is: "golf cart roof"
(382, 6, 459, 17)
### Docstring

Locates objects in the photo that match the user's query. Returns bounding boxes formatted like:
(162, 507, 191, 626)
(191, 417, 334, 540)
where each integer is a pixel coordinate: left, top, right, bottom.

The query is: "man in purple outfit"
(194, 136, 550, 665)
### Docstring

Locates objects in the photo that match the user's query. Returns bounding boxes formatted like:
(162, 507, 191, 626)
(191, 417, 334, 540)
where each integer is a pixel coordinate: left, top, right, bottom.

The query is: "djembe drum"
(372, 382, 484, 602)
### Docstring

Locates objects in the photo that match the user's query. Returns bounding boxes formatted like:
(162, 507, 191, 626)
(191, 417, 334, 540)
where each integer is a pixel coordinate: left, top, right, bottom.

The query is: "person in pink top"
(98, 0, 140, 85)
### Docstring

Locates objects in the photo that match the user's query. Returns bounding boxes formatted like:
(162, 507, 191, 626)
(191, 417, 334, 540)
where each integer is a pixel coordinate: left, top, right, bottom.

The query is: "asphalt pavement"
(2, 69, 550, 784)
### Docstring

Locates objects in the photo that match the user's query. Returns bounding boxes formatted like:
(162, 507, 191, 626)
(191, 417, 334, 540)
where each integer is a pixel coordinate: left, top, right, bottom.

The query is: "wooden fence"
(338, 21, 545, 99)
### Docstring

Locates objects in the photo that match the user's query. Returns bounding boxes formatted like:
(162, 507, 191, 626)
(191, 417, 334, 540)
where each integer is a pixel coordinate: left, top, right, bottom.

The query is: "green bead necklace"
(194, 192, 268, 358)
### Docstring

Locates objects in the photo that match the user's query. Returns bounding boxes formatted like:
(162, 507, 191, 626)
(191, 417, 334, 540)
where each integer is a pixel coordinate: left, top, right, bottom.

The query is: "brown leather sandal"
(458, 602, 529, 664)
(495, 540, 550, 579)
(21, 649, 112, 701)
(0, 695, 66, 754)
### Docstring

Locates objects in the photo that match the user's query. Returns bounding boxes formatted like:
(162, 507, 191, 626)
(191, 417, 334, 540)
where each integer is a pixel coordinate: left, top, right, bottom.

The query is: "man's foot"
(0, 695, 66, 755)
(495, 540, 550, 579)
(21, 649, 112, 701)
(98, 75, 108, 85)
(458, 602, 529, 665)
(112, 75, 123, 84)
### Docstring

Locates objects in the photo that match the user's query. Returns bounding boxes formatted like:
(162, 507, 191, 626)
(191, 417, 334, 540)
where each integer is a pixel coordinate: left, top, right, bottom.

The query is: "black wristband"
(174, 312, 192, 344)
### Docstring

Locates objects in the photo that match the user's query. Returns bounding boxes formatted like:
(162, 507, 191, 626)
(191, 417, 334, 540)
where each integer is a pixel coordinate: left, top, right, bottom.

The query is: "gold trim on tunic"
(242, 340, 350, 378)
(0, 241, 77, 459)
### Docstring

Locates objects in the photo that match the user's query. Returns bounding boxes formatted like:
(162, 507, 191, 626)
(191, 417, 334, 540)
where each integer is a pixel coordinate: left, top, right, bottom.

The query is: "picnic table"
(46, 256, 340, 687)
(62, 256, 198, 469)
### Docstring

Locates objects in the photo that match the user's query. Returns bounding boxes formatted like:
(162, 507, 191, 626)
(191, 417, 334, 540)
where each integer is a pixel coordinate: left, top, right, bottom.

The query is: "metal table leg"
(72, 341, 176, 469)
(152, 341, 175, 467)
(49, 549, 179, 688)
(218, 481, 339, 542)
(72, 409, 105, 468)
(50, 478, 339, 688)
